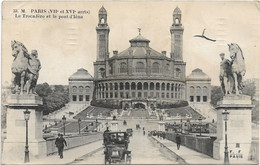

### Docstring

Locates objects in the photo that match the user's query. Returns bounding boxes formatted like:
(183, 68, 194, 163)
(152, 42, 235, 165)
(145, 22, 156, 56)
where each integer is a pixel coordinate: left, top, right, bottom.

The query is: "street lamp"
(62, 115, 66, 135)
(222, 109, 230, 164)
(180, 118, 183, 134)
(78, 118, 81, 134)
(198, 117, 202, 136)
(96, 119, 98, 132)
(23, 109, 31, 163)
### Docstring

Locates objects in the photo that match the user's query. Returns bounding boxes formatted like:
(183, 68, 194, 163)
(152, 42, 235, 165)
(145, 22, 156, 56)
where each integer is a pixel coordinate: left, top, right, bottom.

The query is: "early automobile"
(103, 131, 131, 164)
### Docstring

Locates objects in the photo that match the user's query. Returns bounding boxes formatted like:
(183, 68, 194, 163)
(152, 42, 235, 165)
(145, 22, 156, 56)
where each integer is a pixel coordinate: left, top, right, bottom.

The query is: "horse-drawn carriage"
(103, 131, 131, 164)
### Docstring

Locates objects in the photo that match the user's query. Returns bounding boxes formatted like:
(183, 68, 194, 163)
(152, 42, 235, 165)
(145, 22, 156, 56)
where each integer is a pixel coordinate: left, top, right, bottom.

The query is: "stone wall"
(165, 132, 216, 157)
(45, 132, 102, 155)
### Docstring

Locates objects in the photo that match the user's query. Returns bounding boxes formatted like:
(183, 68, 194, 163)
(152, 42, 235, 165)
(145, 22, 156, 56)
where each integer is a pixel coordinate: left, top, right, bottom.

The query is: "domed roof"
(69, 68, 93, 81)
(129, 34, 150, 43)
(99, 6, 107, 15)
(173, 7, 181, 14)
(186, 68, 211, 81)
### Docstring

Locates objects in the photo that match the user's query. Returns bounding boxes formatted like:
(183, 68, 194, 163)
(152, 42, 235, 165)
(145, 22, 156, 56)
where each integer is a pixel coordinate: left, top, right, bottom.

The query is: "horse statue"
(11, 41, 41, 94)
(228, 43, 246, 94)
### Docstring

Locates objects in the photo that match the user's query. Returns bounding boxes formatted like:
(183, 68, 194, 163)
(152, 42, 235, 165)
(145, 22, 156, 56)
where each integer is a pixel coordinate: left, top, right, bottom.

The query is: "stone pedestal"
(158, 121, 165, 132)
(111, 120, 118, 131)
(213, 95, 253, 163)
(2, 94, 47, 164)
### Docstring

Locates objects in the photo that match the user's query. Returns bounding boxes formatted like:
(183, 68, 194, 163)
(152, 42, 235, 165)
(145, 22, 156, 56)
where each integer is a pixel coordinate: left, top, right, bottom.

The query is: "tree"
(242, 81, 256, 99)
(35, 82, 52, 97)
(210, 86, 223, 107)
(35, 83, 69, 115)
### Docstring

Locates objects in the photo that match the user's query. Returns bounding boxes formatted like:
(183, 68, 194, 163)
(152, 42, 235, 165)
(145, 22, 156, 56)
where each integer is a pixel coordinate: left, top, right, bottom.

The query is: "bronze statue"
(11, 41, 41, 94)
(219, 53, 233, 95)
(219, 43, 246, 95)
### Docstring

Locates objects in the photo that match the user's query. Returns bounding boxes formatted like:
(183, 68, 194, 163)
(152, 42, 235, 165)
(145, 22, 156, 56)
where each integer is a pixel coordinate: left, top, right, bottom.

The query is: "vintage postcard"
(1, 1, 259, 164)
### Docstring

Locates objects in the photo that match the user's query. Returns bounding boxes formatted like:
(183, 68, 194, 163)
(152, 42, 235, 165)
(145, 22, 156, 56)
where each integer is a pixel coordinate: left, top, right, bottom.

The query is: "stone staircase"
(189, 103, 217, 122)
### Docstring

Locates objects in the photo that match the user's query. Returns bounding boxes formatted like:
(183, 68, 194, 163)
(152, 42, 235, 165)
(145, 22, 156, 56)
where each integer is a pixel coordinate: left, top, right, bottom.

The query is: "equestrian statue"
(219, 43, 246, 95)
(11, 40, 41, 94)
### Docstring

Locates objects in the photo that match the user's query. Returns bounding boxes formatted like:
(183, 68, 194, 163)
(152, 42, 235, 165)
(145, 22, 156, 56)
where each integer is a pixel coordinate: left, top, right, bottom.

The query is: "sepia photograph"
(1, 1, 259, 164)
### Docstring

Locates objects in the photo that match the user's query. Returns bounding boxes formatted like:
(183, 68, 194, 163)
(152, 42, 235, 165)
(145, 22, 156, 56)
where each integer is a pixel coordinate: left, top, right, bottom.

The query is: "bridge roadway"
(73, 119, 185, 164)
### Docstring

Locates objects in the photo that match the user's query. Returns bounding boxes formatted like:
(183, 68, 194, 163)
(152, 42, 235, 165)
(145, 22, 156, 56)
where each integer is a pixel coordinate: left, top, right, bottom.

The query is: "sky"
(2, 1, 260, 86)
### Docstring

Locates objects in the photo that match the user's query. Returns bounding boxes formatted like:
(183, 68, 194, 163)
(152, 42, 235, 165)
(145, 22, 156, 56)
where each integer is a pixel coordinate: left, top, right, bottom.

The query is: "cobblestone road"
(75, 119, 185, 164)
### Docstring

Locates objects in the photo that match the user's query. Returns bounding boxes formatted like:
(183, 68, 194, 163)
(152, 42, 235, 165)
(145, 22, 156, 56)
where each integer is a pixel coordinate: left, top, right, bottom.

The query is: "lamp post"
(78, 118, 81, 134)
(180, 118, 183, 134)
(222, 109, 230, 164)
(62, 115, 66, 135)
(23, 109, 31, 163)
(198, 117, 202, 136)
(96, 119, 98, 132)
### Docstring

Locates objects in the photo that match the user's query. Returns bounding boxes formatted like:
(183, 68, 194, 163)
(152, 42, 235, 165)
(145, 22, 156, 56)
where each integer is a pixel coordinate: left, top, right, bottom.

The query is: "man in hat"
(55, 133, 67, 159)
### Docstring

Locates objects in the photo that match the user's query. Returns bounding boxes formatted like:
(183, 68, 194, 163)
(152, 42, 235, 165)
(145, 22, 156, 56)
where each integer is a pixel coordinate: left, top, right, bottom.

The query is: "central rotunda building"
(93, 6, 209, 110)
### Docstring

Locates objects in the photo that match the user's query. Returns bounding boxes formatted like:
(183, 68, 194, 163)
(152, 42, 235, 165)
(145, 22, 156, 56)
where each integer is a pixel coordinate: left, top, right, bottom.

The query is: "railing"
(165, 132, 216, 157)
(45, 132, 102, 155)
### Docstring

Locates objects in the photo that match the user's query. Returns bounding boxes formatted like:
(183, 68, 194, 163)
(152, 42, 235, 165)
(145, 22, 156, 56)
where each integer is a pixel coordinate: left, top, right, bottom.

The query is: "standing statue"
(219, 43, 246, 95)
(26, 50, 41, 94)
(11, 40, 41, 94)
(219, 53, 233, 95)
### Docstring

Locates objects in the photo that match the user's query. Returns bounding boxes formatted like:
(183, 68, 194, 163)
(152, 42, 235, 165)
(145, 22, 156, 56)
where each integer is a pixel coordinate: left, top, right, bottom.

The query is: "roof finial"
(138, 28, 141, 35)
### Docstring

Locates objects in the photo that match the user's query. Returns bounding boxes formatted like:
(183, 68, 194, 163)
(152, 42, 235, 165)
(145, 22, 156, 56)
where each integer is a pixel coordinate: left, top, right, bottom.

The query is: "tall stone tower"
(94, 6, 110, 79)
(170, 7, 184, 61)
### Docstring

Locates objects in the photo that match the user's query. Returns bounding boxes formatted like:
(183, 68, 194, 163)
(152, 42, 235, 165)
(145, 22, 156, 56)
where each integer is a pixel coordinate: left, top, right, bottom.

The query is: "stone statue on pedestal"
(11, 41, 41, 94)
(219, 43, 246, 95)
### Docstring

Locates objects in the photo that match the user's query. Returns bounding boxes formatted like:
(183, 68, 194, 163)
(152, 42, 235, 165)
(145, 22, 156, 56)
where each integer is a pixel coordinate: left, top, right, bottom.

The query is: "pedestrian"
(176, 133, 181, 150)
(143, 130, 145, 136)
(55, 133, 67, 159)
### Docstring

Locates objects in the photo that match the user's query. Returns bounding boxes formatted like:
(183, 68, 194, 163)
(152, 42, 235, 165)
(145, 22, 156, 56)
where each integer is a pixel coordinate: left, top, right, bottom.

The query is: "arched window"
(125, 82, 130, 90)
(137, 82, 142, 90)
(175, 18, 180, 24)
(105, 83, 108, 90)
(120, 62, 127, 73)
(114, 83, 118, 90)
(203, 86, 208, 94)
(101, 18, 105, 24)
(167, 83, 170, 91)
(175, 68, 181, 77)
(162, 83, 165, 90)
(131, 82, 136, 90)
(120, 82, 124, 90)
(196, 86, 201, 94)
(72, 86, 77, 92)
(152, 62, 160, 73)
(150, 82, 154, 90)
(171, 84, 174, 91)
(156, 83, 160, 90)
(144, 82, 148, 90)
(109, 83, 113, 90)
(99, 68, 105, 78)
(85, 86, 90, 92)
(190, 86, 195, 94)
(136, 62, 145, 72)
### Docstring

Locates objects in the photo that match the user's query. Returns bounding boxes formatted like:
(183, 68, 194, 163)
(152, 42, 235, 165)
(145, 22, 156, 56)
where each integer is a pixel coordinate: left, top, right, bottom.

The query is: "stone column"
(2, 94, 47, 164)
(213, 95, 253, 163)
